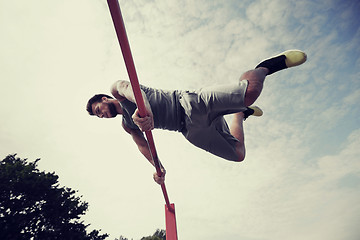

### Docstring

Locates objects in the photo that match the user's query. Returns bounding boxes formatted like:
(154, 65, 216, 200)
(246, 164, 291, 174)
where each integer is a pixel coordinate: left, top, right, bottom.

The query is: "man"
(86, 50, 307, 184)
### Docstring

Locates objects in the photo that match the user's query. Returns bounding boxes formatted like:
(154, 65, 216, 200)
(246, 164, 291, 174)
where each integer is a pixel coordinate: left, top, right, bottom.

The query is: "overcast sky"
(1, 0, 359, 239)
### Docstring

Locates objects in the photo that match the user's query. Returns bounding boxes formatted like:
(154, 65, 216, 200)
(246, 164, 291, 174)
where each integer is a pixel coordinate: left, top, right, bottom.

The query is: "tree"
(0, 154, 108, 240)
(140, 229, 166, 240)
(114, 229, 166, 240)
(114, 236, 130, 240)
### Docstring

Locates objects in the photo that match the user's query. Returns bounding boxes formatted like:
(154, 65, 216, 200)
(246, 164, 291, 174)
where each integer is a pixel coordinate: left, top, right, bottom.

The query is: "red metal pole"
(106, 3, 179, 238)
(106, 0, 173, 210)
(165, 203, 178, 240)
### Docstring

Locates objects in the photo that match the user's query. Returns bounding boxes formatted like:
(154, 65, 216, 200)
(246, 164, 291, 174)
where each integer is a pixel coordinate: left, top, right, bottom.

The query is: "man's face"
(91, 98, 118, 118)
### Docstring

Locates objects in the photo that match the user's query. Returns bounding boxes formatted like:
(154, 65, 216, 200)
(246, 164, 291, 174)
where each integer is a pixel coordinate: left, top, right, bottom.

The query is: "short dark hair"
(86, 94, 113, 115)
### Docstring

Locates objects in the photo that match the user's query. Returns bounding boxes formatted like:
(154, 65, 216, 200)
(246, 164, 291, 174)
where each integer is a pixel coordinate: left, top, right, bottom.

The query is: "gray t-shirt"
(119, 85, 184, 132)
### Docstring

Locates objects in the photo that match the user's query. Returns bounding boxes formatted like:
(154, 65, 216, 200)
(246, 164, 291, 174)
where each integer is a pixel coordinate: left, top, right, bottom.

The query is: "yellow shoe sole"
(280, 49, 307, 68)
(248, 106, 263, 117)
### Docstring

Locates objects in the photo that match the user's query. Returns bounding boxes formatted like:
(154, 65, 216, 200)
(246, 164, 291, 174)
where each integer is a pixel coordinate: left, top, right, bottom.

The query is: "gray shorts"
(179, 80, 248, 161)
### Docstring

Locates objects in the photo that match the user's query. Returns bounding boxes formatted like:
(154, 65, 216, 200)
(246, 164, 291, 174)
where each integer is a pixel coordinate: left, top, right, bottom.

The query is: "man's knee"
(219, 148, 245, 162)
(235, 152, 245, 162)
(240, 70, 254, 80)
(232, 147, 245, 162)
(228, 142, 245, 162)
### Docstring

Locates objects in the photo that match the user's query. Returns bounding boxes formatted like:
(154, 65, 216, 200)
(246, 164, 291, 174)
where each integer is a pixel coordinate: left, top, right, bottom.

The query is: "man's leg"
(229, 50, 307, 160)
(243, 49, 307, 106)
(227, 67, 267, 161)
(241, 68, 268, 106)
(230, 112, 246, 161)
(229, 106, 263, 161)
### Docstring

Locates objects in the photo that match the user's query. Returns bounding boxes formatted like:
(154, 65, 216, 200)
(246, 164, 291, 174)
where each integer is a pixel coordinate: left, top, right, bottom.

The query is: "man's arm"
(122, 121, 153, 163)
(111, 80, 154, 131)
(122, 121, 166, 184)
(110, 80, 151, 115)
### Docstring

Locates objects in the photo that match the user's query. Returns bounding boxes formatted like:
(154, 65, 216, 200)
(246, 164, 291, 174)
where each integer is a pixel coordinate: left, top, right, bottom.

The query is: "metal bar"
(106, 0, 173, 210)
(165, 204, 178, 240)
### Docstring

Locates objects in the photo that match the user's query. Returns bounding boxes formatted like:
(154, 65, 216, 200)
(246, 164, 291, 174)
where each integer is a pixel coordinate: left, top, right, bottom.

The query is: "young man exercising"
(86, 50, 307, 184)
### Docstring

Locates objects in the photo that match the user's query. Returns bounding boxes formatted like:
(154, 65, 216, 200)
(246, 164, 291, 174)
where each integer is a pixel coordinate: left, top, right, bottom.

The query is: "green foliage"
(114, 236, 130, 240)
(114, 229, 166, 240)
(140, 229, 166, 240)
(0, 154, 108, 240)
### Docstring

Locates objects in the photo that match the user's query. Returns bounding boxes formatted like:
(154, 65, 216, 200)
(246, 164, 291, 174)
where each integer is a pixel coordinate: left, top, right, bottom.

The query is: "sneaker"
(256, 50, 307, 75)
(243, 106, 263, 120)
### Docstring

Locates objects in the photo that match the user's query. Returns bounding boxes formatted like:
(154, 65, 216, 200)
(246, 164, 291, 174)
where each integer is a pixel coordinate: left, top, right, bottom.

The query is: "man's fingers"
(133, 114, 150, 123)
(139, 122, 153, 132)
(132, 108, 154, 132)
(153, 172, 165, 185)
(133, 115, 153, 131)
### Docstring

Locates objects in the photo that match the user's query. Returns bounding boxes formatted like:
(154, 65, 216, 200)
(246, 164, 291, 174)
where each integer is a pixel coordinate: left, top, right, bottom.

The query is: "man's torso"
(119, 85, 184, 132)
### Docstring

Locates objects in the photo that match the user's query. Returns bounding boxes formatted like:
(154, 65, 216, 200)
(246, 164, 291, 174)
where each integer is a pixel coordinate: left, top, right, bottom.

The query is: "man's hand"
(153, 168, 166, 185)
(132, 108, 154, 132)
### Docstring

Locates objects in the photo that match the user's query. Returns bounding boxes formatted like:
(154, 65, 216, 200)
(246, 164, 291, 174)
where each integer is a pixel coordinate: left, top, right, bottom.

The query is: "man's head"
(86, 94, 119, 118)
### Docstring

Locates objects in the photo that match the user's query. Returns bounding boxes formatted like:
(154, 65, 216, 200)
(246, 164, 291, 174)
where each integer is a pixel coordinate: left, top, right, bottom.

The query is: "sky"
(1, 0, 359, 239)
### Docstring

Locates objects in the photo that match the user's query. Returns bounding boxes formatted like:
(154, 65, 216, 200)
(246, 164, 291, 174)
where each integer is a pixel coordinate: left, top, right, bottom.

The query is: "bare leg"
(242, 50, 307, 106)
(241, 67, 269, 106)
(229, 67, 268, 161)
(228, 50, 307, 161)
(230, 112, 246, 161)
